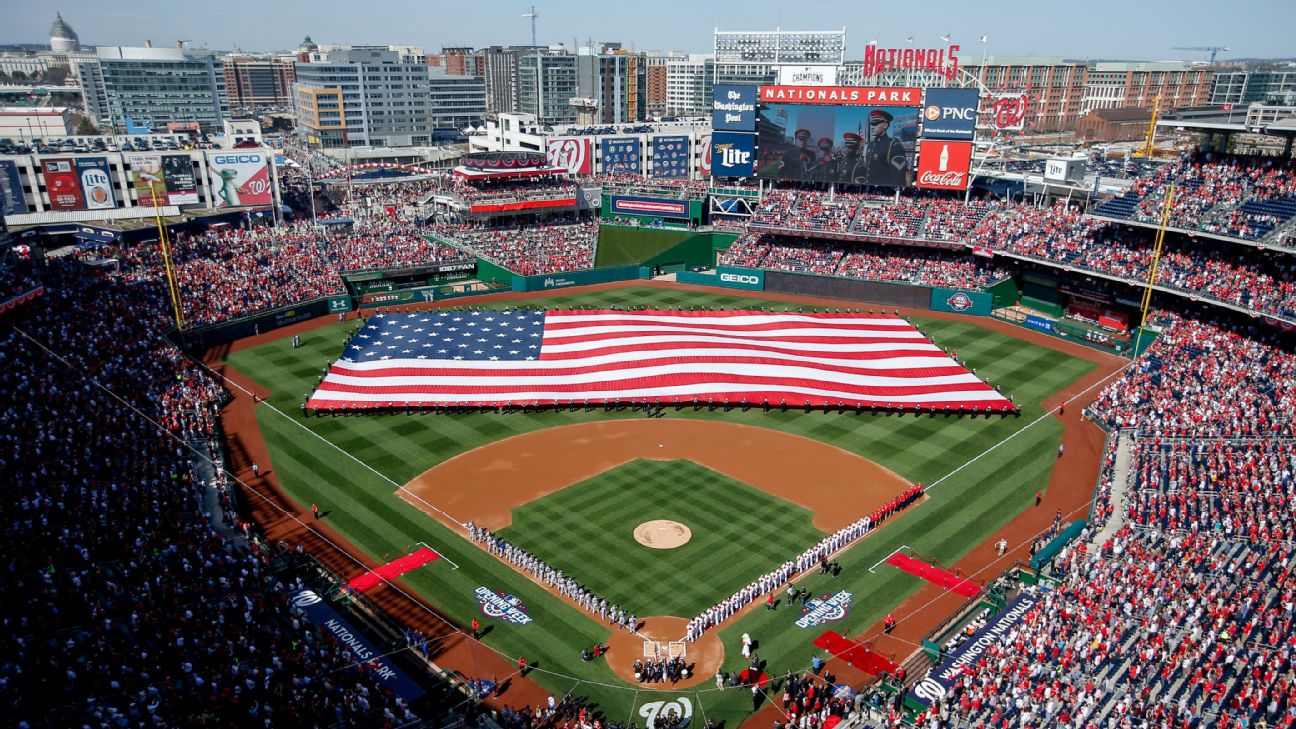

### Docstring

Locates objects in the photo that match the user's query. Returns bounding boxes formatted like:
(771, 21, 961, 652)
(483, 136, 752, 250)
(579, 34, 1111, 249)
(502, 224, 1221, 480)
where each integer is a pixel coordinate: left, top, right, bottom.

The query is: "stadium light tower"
(523, 6, 539, 47)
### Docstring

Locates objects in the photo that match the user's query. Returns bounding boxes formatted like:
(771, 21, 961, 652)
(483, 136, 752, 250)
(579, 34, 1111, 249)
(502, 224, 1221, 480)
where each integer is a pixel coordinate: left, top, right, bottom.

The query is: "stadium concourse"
(2, 147, 1296, 729)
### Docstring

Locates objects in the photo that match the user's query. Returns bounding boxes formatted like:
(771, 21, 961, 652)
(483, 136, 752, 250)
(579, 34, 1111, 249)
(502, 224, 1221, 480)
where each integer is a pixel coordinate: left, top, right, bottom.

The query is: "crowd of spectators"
(169, 227, 346, 326)
(440, 220, 598, 276)
(447, 177, 577, 206)
(0, 261, 431, 727)
(905, 308, 1296, 729)
(719, 234, 1010, 289)
(0, 263, 43, 304)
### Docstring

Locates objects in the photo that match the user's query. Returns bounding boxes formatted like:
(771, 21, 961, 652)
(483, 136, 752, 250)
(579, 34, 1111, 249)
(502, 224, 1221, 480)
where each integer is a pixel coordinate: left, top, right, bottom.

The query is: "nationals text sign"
(759, 86, 922, 107)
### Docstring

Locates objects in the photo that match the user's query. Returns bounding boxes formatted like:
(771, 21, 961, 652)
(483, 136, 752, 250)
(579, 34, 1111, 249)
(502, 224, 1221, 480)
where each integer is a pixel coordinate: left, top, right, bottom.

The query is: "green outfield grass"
(500, 459, 825, 618)
(225, 284, 1097, 726)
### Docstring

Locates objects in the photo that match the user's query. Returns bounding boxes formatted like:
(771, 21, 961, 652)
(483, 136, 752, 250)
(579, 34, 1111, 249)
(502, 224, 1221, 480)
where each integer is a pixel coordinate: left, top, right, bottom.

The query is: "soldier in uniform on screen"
(808, 137, 837, 182)
(780, 129, 815, 179)
(837, 132, 865, 184)
(862, 109, 909, 187)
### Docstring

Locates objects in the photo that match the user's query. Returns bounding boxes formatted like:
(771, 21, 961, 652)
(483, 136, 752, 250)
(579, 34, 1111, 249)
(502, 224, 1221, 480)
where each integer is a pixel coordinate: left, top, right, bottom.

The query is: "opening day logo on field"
(796, 590, 854, 628)
(475, 586, 533, 625)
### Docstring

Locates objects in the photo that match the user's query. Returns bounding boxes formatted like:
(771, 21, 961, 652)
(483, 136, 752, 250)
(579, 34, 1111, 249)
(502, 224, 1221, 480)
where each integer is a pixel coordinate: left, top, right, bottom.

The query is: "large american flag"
(306, 309, 1014, 411)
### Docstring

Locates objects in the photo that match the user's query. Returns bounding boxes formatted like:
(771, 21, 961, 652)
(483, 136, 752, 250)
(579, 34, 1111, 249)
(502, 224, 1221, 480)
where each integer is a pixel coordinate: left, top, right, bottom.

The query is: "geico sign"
(719, 273, 759, 284)
(213, 154, 263, 164)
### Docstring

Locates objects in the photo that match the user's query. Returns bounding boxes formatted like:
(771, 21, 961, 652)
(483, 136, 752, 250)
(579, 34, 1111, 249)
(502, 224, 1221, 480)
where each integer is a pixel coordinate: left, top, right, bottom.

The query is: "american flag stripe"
(307, 310, 1013, 410)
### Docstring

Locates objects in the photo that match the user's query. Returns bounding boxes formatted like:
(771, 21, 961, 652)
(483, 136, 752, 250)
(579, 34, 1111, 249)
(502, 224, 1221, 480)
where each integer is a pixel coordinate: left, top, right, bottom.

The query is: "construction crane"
(1172, 46, 1229, 65)
(522, 6, 539, 47)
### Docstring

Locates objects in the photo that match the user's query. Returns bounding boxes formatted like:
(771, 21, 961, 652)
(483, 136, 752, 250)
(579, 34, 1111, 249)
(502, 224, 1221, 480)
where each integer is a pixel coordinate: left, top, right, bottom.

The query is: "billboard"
(600, 138, 641, 175)
(609, 195, 689, 219)
(754, 104, 918, 186)
(162, 155, 199, 205)
(710, 132, 756, 178)
(921, 88, 980, 141)
(776, 65, 839, 86)
(909, 593, 1037, 707)
(129, 154, 168, 207)
(712, 84, 758, 131)
(758, 85, 922, 107)
(915, 140, 973, 190)
(41, 159, 83, 211)
(547, 137, 592, 175)
(651, 135, 690, 179)
(75, 157, 117, 210)
(697, 133, 712, 178)
(206, 151, 273, 207)
(0, 160, 29, 214)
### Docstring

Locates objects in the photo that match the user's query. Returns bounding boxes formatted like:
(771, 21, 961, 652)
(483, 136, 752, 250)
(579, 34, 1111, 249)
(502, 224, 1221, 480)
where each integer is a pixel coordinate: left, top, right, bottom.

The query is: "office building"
(78, 46, 230, 132)
(428, 70, 487, 132)
(518, 49, 578, 125)
(293, 47, 432, 148)
(223, 56, 296, 110)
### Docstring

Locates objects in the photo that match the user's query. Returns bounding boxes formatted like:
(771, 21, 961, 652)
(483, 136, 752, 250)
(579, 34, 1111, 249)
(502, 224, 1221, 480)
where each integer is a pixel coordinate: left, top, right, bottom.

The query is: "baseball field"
(221, 283, 1098, 727)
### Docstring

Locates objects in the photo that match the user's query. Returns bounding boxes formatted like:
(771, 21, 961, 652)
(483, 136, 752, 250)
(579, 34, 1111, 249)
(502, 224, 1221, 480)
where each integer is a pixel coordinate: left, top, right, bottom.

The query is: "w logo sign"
(638, 698, 692, 729)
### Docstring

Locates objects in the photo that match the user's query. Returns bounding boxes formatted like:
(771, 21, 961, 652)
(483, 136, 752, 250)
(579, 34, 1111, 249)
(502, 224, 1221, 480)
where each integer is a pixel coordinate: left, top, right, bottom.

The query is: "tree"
(73, 115, 99, 136)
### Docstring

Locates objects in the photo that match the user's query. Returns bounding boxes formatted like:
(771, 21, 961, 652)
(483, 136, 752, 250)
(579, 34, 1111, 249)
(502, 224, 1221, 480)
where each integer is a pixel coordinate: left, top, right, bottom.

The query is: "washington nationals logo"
(992, 94, 1028, 129)
(639, 697, 692, 729)
(474, 586, 533, 625)
(547, 138, 589, 174)
(291, 589, 324, 608)
(699, 135, 712, 176)
(946, 292, 974, 311)
(795, 590, 854, 628)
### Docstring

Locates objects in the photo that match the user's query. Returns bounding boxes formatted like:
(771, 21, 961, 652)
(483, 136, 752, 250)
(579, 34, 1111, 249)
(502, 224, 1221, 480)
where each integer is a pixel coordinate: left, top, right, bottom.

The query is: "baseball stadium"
(3, 19, 1296, 729)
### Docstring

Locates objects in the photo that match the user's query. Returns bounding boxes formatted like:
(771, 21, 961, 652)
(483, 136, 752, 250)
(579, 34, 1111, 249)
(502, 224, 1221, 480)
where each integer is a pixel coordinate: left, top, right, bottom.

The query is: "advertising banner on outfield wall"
(909, 593, 1038, 707)
(75, 157, 117, 210)
(714, 266, 765, 290)
(41, 159, 84, 211)
(206, 151, 273, 207)
(610, 195, 690, 219)
(929, 287, 992, 316)
(0, 159, 30, 214)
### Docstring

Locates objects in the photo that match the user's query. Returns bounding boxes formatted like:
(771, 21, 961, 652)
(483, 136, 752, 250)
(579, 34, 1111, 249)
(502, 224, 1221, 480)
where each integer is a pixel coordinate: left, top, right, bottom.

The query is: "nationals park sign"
(758, 86, 922, 107)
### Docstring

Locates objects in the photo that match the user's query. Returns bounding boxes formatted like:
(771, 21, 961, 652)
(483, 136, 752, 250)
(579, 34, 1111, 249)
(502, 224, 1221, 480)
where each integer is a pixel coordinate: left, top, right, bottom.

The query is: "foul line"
(418, 540, 460, 571)
(869, 544, 908, 573)
(199, 360, 470, 529)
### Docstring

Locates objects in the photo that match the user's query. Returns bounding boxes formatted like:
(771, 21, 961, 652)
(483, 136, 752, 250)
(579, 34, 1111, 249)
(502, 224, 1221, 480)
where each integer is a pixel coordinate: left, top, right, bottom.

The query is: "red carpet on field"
(348, 547, 440, 592)
(813, 630, 899, 675)
(886, 552, 981, 598)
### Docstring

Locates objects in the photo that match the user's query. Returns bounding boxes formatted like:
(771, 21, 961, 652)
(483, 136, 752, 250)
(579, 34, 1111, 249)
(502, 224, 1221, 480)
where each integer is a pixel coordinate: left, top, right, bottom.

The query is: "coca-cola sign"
(915, 140, 972, 191)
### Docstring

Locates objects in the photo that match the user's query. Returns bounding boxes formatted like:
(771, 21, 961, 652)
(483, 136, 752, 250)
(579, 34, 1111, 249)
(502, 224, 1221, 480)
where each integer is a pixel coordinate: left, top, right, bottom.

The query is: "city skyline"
(6, 0, 1295, 61)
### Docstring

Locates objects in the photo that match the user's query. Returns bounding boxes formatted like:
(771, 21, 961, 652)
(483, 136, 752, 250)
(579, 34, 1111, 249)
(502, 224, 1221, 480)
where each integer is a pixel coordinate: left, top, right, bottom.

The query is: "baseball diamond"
(221, 282, 1109, 728)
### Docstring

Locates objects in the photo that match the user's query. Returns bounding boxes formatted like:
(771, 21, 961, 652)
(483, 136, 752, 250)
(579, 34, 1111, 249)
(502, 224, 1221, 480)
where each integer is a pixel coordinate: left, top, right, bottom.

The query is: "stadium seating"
(0, 262, 428, 726)
(437, 220, 599, 276)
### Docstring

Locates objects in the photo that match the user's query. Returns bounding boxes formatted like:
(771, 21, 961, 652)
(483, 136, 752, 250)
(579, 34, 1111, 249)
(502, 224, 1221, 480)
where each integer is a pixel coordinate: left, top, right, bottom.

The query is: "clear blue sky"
(9, 0, 1294, 60)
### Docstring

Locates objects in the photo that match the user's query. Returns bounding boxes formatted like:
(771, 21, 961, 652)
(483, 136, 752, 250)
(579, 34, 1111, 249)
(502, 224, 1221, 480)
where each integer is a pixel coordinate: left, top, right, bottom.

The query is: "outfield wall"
(511, 264, 649, 292)
(181, 294, 351, 349)
(764, 271, 932, 309)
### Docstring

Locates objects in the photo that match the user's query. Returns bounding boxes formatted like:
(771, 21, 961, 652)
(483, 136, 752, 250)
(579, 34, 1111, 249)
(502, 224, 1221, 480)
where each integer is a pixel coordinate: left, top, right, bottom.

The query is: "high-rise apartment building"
(223, 55, 296, 110)
(293, 48, 431, 148)
(518, 50, 578, 125)
(78, 46, 229, 131)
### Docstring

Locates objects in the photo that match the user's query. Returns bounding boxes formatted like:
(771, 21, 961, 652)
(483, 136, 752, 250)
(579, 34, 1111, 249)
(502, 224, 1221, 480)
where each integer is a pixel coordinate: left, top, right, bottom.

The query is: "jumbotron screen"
(754, 102, 920, 187)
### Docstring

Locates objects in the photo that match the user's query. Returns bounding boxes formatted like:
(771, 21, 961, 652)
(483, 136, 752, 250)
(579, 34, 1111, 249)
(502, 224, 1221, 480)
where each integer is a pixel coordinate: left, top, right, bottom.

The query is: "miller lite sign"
(710, 131, 755, 177)
(916, 140, 973, 190)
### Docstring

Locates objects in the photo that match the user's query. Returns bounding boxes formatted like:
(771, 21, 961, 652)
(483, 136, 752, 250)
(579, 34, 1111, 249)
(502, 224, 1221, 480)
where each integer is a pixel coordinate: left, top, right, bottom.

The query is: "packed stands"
(719, 233, 1010, 288)
(439, 220, 598, 276)
(0, 262, 432, 727)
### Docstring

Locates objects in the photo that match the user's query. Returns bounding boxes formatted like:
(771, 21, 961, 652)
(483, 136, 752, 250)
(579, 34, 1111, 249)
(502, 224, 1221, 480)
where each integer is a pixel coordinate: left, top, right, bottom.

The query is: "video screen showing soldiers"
(754, 103, 919, 187)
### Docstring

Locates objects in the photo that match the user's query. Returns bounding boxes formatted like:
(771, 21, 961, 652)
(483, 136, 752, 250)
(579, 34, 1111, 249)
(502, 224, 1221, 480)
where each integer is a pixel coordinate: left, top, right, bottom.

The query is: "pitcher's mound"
(635, 520, 692, 549)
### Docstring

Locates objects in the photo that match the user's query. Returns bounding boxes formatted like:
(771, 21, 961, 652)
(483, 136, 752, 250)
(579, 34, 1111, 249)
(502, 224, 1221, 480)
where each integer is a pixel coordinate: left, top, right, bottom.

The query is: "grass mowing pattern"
(226, 285, 1096, 725)
(500, 459, 826, 618)
(594, 227, 694, 268)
